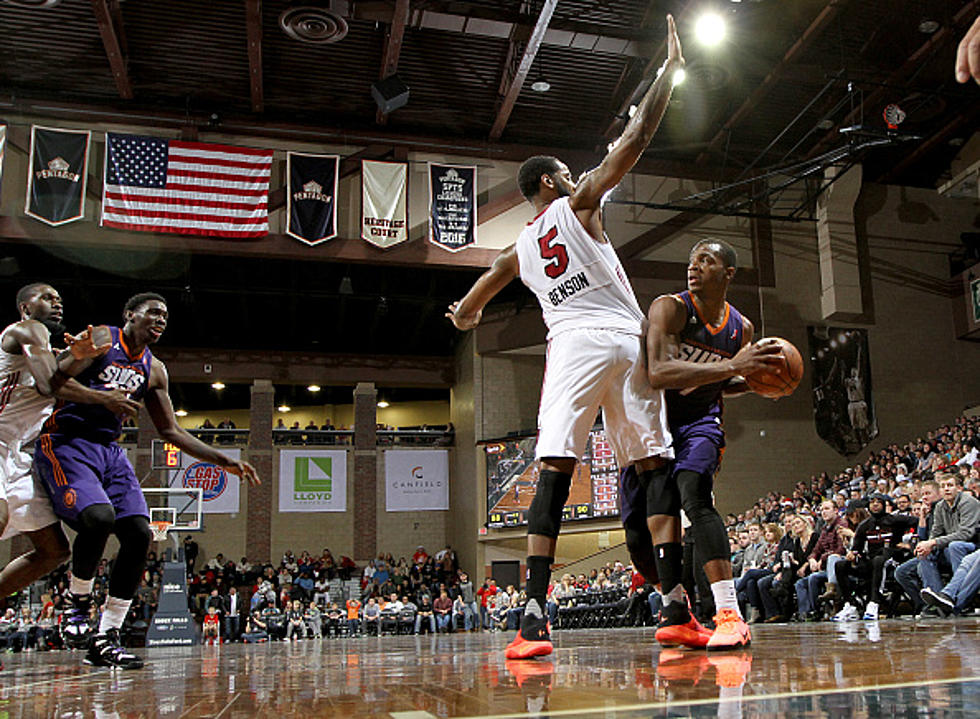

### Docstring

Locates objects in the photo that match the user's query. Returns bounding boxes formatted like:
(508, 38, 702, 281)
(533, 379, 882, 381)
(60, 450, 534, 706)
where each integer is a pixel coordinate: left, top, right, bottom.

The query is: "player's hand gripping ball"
(744, 337, 802, 399)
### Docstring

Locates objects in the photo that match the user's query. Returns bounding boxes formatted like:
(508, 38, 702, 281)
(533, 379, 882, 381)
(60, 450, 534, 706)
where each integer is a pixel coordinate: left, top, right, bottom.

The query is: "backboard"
(143, 487, 203, 532)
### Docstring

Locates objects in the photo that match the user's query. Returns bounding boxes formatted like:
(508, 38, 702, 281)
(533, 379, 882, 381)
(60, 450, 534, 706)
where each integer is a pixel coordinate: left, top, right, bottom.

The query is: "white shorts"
(0, 442, 59, 540)
(536, 328, 672, 465)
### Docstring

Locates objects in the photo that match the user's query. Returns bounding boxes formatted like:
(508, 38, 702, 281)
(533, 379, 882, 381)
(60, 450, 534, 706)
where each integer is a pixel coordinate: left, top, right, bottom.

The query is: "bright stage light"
(673, 67, 687, 86)
(695, 13, 726, 46)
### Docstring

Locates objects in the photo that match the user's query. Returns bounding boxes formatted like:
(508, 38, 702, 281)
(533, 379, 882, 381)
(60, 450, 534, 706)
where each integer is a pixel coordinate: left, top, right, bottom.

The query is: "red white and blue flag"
(101, 133, 273, 238)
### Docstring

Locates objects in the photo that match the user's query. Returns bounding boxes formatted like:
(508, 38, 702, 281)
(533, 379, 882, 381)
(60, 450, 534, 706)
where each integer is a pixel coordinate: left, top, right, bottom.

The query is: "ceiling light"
(531, 79, 551, 92)
(278, 404, 291, 413)
(338, 276, 353, 295)
(672, 68, 687, 86)
(175, 409, 188, 417)
(694, 13, 726, 47)
(918, 19, 940, 34)
(307, 384, 321, 393)
(211, 381, 225, 390)
(816, 119, 834, 130)
(377, 400, 390, 408)
(628, 104, 638, 118)
(949, 137, 966, 147)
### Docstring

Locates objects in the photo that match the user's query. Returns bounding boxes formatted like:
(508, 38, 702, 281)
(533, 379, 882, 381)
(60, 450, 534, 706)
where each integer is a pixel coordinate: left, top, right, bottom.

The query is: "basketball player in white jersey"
(448, 15, 685, 661)
(0, 284, 139, 608)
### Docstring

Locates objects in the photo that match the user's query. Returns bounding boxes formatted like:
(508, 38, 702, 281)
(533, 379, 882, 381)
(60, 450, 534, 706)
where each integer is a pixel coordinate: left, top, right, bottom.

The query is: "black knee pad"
(77, 504, 116, 535)
(675, 470, 729, 562)
(115, 515, 152, 550)
(639, 466, 681, 517)
(109, 516, 151, 600)
(527, 469, 571, 539)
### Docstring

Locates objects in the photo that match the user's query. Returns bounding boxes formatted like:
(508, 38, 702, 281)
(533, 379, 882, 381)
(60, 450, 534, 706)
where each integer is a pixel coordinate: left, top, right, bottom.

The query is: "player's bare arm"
(569, 14, 684, 235)
(144, 358, 260, 485)
(955, 14, 980, 84)
(447, 244, 520, 330)
(646, 295, 780, 390)
(722, 318, 755, 397)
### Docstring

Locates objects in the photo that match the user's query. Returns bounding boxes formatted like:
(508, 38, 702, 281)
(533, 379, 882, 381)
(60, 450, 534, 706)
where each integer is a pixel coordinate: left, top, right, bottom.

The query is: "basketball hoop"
(883, 104, 906, 130)
(150, 520, 172, 542)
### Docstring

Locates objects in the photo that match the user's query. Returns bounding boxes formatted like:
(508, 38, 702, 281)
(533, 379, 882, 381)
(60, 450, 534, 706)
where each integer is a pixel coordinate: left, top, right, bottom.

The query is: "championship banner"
(286, 152, 339, 245)
(361, 159, 408, 248)
(168, 449, 241, 514)
(428, 163, 477, 252)
(101, 132, 272, 238)
(808, 327, 877, 457)
(385, 449, 449, 512)
(25, 125, 90, 226)
(278, 449, 347, 512)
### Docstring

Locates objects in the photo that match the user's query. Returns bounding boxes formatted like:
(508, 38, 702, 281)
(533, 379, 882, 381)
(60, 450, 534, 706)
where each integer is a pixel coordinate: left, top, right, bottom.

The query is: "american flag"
(101, 133, 273, 238)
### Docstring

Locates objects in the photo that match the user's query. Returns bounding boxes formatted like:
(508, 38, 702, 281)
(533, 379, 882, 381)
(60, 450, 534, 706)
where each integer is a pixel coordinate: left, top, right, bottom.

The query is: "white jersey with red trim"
(515, 197, 644, 340)
(0, 323, 54, 448)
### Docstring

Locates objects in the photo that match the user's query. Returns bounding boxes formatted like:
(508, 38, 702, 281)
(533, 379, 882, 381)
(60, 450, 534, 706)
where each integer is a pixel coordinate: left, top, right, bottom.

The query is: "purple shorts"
(34, 433, 148, 527)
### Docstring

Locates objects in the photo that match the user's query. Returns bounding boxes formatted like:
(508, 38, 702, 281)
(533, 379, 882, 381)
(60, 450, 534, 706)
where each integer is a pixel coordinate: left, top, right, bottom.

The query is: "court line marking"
(433, 673, 980, 719)
(212, 691, 241, 718)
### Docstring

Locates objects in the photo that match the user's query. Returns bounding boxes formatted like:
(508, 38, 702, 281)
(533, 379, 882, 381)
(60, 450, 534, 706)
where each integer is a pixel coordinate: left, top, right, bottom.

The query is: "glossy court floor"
(2, 619, 979, 718)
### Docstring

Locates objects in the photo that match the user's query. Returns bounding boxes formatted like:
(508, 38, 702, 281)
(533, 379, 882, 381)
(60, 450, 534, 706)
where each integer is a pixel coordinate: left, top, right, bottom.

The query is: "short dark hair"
(517, 155, 561, 200)
(693, 238, 738, 269)
(124, 292, 166, 314)
(15, 282, 50, 312)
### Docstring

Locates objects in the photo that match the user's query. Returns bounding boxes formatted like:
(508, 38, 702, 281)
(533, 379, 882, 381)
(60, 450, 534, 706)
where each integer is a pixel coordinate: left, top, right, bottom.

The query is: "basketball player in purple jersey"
(628, 239, 781, 650)
(449, 16, 684, 661)
(34, 292, 259, 669)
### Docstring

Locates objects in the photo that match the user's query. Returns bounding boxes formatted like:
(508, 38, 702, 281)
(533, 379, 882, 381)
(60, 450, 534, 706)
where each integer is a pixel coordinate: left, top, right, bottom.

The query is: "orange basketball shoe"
(706, 608, 751, 651)
(504, 613, 553, 660)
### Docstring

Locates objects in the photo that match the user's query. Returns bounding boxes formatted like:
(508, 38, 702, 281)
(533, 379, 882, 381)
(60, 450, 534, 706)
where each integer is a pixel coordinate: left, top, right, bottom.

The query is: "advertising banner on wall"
(385, 449, 449, 512)
(168, 449, 241, 514)
(278, 449, 348, 512)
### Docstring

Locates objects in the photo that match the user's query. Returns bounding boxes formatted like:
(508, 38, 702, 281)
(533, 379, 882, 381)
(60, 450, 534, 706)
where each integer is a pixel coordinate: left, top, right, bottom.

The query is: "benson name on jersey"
(546, 271, 594, 307)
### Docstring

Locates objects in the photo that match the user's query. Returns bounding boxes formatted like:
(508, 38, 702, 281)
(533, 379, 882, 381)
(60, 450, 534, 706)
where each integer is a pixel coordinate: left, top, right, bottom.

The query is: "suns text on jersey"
(678, 341, 732, 364)
(97, 363, 146, 394)
(547, 272, 590, 306)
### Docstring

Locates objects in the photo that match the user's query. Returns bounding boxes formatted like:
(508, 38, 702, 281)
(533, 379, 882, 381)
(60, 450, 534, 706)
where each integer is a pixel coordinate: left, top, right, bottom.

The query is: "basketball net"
(150, 520, 172, 543)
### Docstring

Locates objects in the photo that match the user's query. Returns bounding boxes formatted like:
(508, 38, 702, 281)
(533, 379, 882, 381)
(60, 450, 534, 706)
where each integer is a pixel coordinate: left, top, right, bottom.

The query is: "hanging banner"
(25, 125, 90, 226)
(101, 132, 272, 238)
(286, 152, 339, 245)
(168, 449, 241, 514)
(808, 326, 877, 457)
(0, 122, 6, 198)
(278, 449, 348, 512)
(428, 163, 477, 252)
(385, 449, 449, 512)
(361, 159, 408, 248)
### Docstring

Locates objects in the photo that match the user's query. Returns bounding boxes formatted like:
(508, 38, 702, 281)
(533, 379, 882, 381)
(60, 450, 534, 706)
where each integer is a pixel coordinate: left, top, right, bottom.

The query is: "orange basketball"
(744, 337, 803, 399)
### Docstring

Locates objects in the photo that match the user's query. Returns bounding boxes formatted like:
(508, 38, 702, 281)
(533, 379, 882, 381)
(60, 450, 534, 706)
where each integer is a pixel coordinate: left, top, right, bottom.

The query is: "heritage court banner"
(25, 125, 90, 226)
(428, 163, 477, 252)
(286, 152, 339, 245)
(808, 326, 877, 457)
(361, 159, 408, 248)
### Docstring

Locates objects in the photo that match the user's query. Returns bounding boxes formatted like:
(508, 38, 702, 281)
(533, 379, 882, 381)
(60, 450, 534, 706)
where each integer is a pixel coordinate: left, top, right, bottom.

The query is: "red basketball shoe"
(504, 613, 553, 660)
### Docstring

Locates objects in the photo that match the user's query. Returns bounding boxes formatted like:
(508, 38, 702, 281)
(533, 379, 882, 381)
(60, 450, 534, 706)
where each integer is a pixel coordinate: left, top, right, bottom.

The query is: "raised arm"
(143, 358, 260, 485)
(569, 14, 684, 213)
(446, 244, 520, 330)
(645, 295, 781, 391)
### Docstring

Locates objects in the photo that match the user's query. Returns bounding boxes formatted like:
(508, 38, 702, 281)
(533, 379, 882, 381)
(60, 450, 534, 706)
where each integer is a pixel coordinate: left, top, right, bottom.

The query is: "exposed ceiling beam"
(617, 208, 704, 260)
(245, 0, 264, 113)
(90, 0, 133, 99)
(0, 98, 733, 182)
(477, 188, 525, 225)
(805, 0, 980, 162)
(489, 0, 558, 141)
(376, 0, 411, 125)
(695, 0, 847, 165)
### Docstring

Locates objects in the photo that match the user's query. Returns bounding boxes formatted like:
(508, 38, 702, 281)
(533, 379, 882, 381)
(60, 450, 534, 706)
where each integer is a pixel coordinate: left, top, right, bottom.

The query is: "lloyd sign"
(385, 450, 449, 512)
(278, 449, 347, 512)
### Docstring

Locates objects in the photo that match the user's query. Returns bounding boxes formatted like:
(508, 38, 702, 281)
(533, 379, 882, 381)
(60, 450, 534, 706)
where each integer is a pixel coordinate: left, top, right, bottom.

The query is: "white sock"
(710, 579, 740, 615)
(98, 596, 132, 633)
(70, 576, 94, 597)
(524, 598, 543, 618)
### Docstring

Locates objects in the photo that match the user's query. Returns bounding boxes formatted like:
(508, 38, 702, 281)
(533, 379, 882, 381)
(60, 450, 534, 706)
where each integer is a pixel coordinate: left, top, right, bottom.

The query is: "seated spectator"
(202, 606, 221, 645)
(915, 473, 980, 599)
(324, 602, 344, 637)
(434, 590, 453, 632)
(35, 604, 59, 650)
(896, 481, 941, 613)
(792, 501, 845, 621)
(285, 599, 306, 641)
(415, 595, 436, 634)
(243, 610, 269, 643)
(452, 594, 467, 630)
(305, 601, 323, 639)
(362, 598, 381, 635)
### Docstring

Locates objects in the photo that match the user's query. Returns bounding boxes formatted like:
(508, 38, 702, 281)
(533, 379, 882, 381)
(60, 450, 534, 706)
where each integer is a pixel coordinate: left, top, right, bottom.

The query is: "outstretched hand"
(955, 15, 980, 84)
(665, 14, 685, 69)
(226, 459, 261, 486)
(446, 301, 482, 331)
(64, 325, 112, 360)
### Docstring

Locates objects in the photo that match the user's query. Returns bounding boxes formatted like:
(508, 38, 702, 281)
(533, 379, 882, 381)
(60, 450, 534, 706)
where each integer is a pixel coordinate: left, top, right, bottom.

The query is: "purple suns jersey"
(43, 326, 152, 443)
(665, 291, 745, 428)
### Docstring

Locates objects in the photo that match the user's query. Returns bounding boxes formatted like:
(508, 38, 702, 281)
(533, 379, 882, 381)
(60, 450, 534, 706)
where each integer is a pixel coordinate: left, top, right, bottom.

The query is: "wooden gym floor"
(1, 618, 979, 717)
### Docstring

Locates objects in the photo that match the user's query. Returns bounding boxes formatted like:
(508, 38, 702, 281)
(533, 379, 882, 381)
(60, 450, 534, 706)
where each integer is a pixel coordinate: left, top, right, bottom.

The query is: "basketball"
(744, 337, 803, 399)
